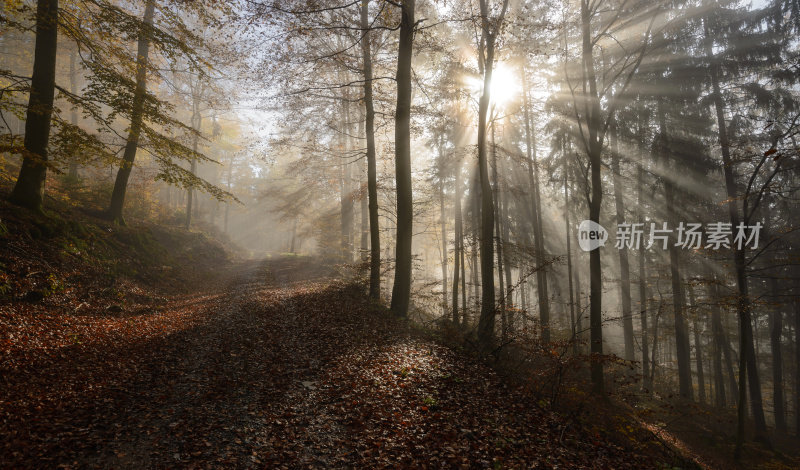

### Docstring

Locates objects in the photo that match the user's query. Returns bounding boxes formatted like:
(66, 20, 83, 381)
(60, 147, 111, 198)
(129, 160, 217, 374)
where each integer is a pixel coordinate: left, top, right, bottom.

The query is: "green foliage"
(1, 0, 239, 207)
(0, 266, 11, 296)
(44, 273, 66, 296)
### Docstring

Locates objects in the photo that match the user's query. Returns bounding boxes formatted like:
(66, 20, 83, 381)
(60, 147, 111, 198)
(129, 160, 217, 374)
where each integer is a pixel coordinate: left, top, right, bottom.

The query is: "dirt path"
(1, 257, 666, 469)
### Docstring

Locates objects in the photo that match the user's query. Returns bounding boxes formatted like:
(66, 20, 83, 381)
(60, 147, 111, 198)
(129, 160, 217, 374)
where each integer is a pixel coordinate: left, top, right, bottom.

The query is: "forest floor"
(1, 246, 682, 469)
(0, 192, 793, 469)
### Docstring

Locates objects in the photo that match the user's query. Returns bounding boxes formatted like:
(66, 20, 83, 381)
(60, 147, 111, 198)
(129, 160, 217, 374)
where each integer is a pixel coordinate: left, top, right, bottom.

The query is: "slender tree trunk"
(502, 170, 512, 328)
(769, 278, 786, 433)
(637, 137, 651, 390)
(581, 0, 605, 394)
(360, 0, 381, 299)
(339, 91, 354, 261)
(185, 107, 200, 229)
(223, 156, 233, 234)
(289, 217, 297, 253)
(610, 122, 634, 361)
(521, 65, 550, 343)
(651, 306, 660, 385)
(532, 149, 549, 338)
(656, 99, 693, 400)
(491, 121, 506, 338)
(360, 177, 368, 259)
(453, 158, 463, 324)
(67, 47, 80, 179)
(358, 113, 368, 260)
(723, 327, 740, 405)
(795, 298, 800, 435)
(471, 170, 480, 318)
(689, 285, 706, 405)
(564, 141, 577, 355)
(476, 1, 499, 346)
(10, 0, 59, 212)
(107, 0, 156, 224)
(460, 207, 467, 322)
(710, 274, 727, 407)
(439, 147, 449, 316)
(389, 0, 414, 317)
(575, 260, 583, 354)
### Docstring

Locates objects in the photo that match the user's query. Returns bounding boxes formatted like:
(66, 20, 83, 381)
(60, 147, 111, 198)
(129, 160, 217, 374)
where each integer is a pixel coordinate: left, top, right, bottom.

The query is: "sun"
(489, 63, 520, 108)
(462, 62, 521, 109)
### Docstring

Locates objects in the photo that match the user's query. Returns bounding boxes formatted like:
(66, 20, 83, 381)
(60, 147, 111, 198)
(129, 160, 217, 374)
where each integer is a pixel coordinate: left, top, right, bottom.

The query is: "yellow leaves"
(1, 0, 24, 15)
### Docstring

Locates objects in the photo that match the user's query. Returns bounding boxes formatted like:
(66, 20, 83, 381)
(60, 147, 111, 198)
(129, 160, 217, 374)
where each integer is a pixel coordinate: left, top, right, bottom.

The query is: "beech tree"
(389, 0, 416, 317)
(8, 0, 59, 212)
(474, 0, 509, 346)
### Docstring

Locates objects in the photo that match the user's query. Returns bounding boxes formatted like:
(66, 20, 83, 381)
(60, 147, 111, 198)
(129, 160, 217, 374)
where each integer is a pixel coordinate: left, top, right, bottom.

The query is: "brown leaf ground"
(2, 253, 685, 469)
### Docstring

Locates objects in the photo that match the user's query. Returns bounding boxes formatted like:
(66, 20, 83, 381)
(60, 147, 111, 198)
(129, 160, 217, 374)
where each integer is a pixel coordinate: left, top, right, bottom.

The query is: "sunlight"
(489, 62, 520, 108)
(462, 62, 521, 109)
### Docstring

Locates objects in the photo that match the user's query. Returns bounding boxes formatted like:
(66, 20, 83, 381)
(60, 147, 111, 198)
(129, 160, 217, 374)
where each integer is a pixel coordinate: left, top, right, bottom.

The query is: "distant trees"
(568, 0, 654, 394)
(4, 0, 236, 221)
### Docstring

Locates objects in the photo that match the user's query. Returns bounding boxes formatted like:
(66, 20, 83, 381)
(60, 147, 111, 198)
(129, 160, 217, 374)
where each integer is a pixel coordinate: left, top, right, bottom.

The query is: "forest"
(1, 0, 799, 467)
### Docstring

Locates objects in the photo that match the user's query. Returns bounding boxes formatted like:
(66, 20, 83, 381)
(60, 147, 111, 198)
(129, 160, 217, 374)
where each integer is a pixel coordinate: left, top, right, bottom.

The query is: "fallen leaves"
(1, 255, 669, 468)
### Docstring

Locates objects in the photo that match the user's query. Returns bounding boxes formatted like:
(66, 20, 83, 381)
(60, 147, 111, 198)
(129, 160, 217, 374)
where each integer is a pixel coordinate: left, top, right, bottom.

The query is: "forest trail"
(2, 256, 668, 469)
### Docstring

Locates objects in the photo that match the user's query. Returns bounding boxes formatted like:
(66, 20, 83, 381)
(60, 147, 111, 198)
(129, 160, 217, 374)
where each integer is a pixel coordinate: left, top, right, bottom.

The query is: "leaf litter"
(2, 256, 668, 468)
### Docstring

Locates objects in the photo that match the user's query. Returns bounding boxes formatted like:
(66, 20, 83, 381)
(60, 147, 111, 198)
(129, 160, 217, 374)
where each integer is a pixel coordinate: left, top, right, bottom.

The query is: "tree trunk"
(471, 168, 480, 318)
(689, 285, 707, 405)
(185, 114, 200, 229)
(769, 278, 786, 433)
(360, 0, 381, 299)
(439, 147, 449, 316)
(501, 168, 512, 328)
(575, 260, 583, 354)
(10, 0, 59, 212)
(710, 274, 727, 407)
(460, 208, 467, 323)
(224, 156, 233, 234)
(564, 140, 577, 355)
(581, 0, 604, 395)
(339, 89, 354, 261)
(491, 121, 505, 338)
(795, 298, 800, 436)
(289, 217, 297, 253)
(651, 306, 660, 385)
(521, 65, 550, 343)
(389, 0, 414, 317)
(452, 159, 463, 324)
(475, 0, 499, 346)
(610, 123, 634, 361)
(637, 139, 650, 391)
(656, 99, 693, 400)
(107, 0, 156, 225)
(723, 326, 740, 406)
(360, 177, 368, 260)
(67, 47, 80, 180)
